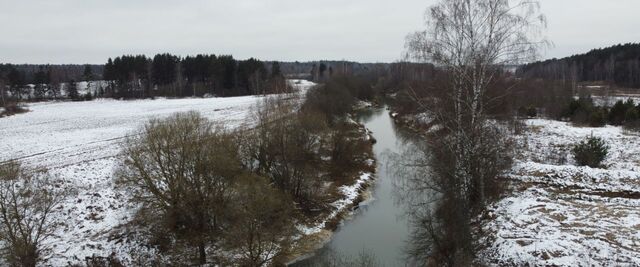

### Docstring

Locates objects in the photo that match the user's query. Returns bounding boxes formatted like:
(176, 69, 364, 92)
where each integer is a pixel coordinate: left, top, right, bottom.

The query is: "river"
(293, 106, 421, 267)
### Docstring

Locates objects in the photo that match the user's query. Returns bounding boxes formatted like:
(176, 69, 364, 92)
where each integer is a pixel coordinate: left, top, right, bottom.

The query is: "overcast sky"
(0, 0, 639, 64)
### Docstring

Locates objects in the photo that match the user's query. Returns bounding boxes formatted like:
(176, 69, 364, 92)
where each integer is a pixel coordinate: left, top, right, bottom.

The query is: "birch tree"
(402, 0, 546, 263)
(406, 0, 546, 206)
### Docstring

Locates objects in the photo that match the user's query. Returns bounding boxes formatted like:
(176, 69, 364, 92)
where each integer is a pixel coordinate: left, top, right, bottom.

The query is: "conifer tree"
(67, 80, 78, 100)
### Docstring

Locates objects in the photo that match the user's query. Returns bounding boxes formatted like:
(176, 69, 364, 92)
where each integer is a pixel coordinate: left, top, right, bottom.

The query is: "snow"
(479, 119, 640, 266)
(0, 80, 314, 265)
(353, 100, 373, 110)
(297, 172, 374, 236)
(588, 95, 640, 107)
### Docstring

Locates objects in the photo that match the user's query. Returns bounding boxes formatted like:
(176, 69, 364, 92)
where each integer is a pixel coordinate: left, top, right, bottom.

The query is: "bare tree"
(119, 111, 243, 265)
(0, 162, 65, 267)
(402, 0, 546, 264)
(239, 96, 328, 208)
(405, 0, 546, 207)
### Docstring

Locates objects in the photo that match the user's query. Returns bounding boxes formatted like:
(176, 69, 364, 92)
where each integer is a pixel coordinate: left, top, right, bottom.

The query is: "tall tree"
(120, 112, 243, 265)
(7, 67, 25, 100)
(404, 0, 546, 263)
(83, 65, 94, 97)
(319, 63, 327, 79)
(67, 80, 78, 100)
(33, 66, 49, 100)
(271, 61, 282, 78)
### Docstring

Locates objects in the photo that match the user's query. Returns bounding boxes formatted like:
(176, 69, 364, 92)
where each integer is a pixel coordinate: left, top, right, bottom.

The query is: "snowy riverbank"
(479, 119, 640, 266)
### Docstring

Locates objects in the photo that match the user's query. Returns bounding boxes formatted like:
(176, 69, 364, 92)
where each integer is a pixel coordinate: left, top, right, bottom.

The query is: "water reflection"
(293, 106, 442, 267)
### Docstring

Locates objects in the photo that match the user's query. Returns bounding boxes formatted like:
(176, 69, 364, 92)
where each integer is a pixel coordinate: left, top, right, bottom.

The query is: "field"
(479, 119, 640, 266)
(0, 80, 316, 265)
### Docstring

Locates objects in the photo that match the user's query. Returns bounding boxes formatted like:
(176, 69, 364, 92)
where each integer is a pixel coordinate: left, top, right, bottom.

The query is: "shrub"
(0, 162, 65, 267)
(609, 100, 627, 125)
(223, 174, 296, 266)
(588, 107, 608, 127)
(625, 107, 639, 122)
(304, 80, 355, 120)
(526, 106, 537, 118)
(572, 135, 609, 168)
(84, 92, 94, 101)
(1, 102, 28, 117)
(518, 105, 538, 118)
(562, 96, 606, 127)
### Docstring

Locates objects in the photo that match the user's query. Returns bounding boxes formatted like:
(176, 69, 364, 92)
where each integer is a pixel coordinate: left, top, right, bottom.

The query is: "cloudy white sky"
(0, 0, 638, 64)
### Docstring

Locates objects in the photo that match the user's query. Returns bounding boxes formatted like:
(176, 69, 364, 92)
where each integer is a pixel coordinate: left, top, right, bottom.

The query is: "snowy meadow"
(0, 80, 316, 265)
(479, 119, 640, 266)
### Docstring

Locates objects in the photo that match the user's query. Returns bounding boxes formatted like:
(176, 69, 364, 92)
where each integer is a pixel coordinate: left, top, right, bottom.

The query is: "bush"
(0, 162, 65, 267)
(303, 80, 355, 120)
(1, 102, 28, 117)
(84, 92, 94, 101)
(609, 100, 627, 125)
(588, 107, 608, 127)
(526, 106, 537, 118)
(572, 135, 609, 168)
(518, 106, 537, 118)
(223, 174, 296, 266)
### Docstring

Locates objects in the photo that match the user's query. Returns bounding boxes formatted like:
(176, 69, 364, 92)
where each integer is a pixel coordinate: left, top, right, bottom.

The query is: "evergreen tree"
(33, 67, 49, 100)
(67, 80, 78, 100)
(271, 61, 282, 78)
(520, 43, 640, 88)
(319, 63, 327, 78)
(83, 65, 94, 98)
(7, 67, 25, 100)
(83, 65, 94, 81)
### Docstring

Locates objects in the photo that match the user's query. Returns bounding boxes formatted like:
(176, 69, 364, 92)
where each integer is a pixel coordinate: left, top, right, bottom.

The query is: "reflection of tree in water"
(293, 247, 381, 267)
(389, 125, 512, 266)
(391, 116, 501, 265)
(386, 135, 449, 266)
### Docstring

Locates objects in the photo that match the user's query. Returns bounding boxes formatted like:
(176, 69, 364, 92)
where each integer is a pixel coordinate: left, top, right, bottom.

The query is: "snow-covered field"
(0, 80, 315, 265)
(480, 119, 640, 266)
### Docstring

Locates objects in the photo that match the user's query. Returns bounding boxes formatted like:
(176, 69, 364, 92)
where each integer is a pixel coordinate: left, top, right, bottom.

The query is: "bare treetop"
(405, 0, 548, 67)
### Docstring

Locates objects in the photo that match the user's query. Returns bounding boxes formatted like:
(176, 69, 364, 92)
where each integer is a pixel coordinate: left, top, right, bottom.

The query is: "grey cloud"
(0, 0, 638, 64)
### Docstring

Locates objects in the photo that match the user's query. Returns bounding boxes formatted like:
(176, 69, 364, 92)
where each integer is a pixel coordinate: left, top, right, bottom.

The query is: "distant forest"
(0, 54, 288, 99)
(0, 57, 404, 100)
(518, 43, 640, 89)
(0, 64, 103, 85)
(102, 54, 287, 98)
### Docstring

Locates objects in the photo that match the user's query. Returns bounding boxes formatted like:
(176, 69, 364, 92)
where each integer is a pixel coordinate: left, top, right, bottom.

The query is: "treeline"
(0, 64, 102, 84)
(103, 54, 286, 98)
(0, 64, 97, 102)
(518, 43, 640, 89)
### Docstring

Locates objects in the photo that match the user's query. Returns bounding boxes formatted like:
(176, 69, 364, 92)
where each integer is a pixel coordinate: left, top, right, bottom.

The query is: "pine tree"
(319, 63, 327, 79)
(83, 65, 93, 81)
(33, 67, 48, 100)
(67, 80, 78, 100)
(83, 65, 94, 98)
(271, 62, 282, 78)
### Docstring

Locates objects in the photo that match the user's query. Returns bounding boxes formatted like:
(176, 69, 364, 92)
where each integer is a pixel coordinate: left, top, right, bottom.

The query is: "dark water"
(293, 106, 421, 267)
